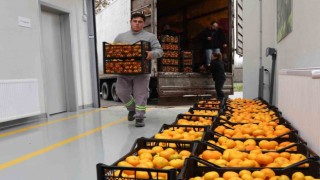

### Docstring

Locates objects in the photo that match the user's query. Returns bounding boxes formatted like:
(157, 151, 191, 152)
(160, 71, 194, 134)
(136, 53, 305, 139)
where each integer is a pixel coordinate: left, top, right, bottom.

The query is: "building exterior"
(243, 0, 320, 155)
(243, 0, 320, 102)
(0, 0, 98, 123)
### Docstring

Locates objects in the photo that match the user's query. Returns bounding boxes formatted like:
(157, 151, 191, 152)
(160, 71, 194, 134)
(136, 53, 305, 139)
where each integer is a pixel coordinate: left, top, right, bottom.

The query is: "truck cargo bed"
(157, 72, 233, 98)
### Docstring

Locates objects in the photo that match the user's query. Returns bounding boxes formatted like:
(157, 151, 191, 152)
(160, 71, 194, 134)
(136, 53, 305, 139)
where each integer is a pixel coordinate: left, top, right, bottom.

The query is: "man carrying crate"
(114, 13, 163, 127)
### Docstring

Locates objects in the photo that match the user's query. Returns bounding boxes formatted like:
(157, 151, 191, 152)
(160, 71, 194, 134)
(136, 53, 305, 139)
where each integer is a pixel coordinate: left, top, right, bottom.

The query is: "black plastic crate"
(181, 50, 194, 73)
(159, 35, 180, 73)
(176, 114, 216, 122)
(204, 130, 307, 146)
(187, 107, 221, 116)
(97, 163, 176, 180)
(197, 97, 227, 106)
(172, 114, 216, 128)
(160, 35, 180, 44)
(96, 138, 197, 180)
(103, 41, 150, 59)
(103, 41, 151, 74)
(178, 157, 320, 180)
(192, 141, 319, 169)
(203, 131, 308, 153)
(214, 115, 290, 126)
(194, 103, 221, 109)
(152, 124, 210, 142)
(214, 117, 297, 131)
(160, 58, 179, 66)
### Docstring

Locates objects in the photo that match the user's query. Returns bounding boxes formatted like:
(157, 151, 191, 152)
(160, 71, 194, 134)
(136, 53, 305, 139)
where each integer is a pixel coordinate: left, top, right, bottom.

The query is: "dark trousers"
(214, 79, 225, 98)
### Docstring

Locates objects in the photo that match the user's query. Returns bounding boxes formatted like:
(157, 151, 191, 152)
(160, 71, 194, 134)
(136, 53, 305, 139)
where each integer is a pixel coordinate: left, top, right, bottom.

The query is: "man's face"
(130, 17, 144, 32)
(212, 23, 219, 29)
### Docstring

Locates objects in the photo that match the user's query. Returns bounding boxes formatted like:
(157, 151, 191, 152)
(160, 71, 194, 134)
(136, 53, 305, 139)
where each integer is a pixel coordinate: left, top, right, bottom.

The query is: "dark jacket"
(210, 59, 226, 82)
(201, 28, 226, 49)
(201, 28, 214, 49)
(212, 28, 226, 49)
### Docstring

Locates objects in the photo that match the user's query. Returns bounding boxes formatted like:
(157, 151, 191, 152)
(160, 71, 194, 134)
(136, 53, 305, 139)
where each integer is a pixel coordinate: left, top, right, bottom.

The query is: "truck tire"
(111, 82, 120, 102)
(101, 82, 110, 100)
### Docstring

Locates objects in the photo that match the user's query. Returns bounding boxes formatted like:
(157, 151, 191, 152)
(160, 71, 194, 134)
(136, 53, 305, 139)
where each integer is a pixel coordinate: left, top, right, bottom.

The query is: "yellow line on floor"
(0, 108, 152, 170)
(0, 116, 127, 170)
(0, 108, 104, 138)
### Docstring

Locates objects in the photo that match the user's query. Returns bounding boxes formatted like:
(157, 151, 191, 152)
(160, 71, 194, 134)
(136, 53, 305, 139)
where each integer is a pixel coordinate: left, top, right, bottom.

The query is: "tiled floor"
(0, 106, 190, 180)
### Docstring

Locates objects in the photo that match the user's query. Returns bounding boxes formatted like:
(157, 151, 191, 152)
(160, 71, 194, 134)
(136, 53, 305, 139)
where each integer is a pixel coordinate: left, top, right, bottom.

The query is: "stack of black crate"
(158, 35, 180, 72)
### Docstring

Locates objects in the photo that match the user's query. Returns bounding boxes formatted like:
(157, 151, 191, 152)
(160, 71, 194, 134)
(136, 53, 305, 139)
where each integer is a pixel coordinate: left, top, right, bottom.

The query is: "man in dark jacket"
(201, 21, 227, 66)
(201, 23, 214, 66)
(211, 21, 227, 54)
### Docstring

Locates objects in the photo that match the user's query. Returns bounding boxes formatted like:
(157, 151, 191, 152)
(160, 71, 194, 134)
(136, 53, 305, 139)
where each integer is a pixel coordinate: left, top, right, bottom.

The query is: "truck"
(96, 0, 243, 101)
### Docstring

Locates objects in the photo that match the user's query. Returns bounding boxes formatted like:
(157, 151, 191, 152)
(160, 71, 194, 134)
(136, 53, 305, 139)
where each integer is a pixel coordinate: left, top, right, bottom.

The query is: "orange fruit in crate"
(229, 150, 244, 161)
(218, 136, 228, 144)
(139, 152, 153, 161)
(215, 126, 226, 134)
(179, 150, 191, 157)
(138, 148, 152, 155)
(202, 150, 222, 160)
(252, 171, 266, 179)
(152, 156, 169, 169)
(169, 159, 184, 168)
(125, 156, 140, 166)
(152, 146, 164, 154)
(240, 159, 256, 167)
(139, 160, 153, 168)
(223, 171, 239, 180)
(244, 139, 256, 146)
(261, 168, 276, 178)
(224, 139, 237, 149)
(278, 175, 290, 180)
(117, 161, 135, 175)
(159, 150, 172, 160)
(252, 129, 265, 137)
(245, 145, 257, 151)
(290, 154, 306, 161)
(169, 154, 182, 160)
(239, 170, 251, 177)
(280, 152, 291, 159)
(235, 143, 246, 151)
(256, 154, 273, 165)
(228, 159, 243, 167)
(266, 152, 280, 159)
(203, 171, 219, 180)
(274, 157, 290, 165)
(266, 162, 281, 168)
(224, 129, 235, 137)
(241, 173, 253, 180)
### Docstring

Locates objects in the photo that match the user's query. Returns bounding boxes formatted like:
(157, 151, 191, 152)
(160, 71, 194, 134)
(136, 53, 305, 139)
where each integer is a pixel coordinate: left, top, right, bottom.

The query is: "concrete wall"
(0, 0, 93, 115)
(243, 0, 320, 103)
(96, 0, 131, 74)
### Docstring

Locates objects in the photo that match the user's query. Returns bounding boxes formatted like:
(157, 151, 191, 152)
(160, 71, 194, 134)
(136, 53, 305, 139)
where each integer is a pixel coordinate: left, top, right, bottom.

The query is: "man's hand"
(207, 37, 212, 40)
(223, 44, 227, 48)
(146, 51, 152, 60)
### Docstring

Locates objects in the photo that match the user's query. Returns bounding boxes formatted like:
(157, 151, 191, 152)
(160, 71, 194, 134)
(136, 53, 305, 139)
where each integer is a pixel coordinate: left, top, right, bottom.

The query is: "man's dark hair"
(131, 13, 146, 21)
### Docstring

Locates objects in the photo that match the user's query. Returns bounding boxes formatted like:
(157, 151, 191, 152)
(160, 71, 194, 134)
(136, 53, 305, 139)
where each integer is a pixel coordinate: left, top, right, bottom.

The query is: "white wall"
(243, 0, 320, 155)
(243, 0, 261, 99)
(243, 0, 320, 103)
(96, 0, 131, 74)
(0, 0, 94, 115)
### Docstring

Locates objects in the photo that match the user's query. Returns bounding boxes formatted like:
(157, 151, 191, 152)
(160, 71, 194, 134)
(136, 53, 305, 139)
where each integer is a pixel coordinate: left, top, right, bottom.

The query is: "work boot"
(127, 111, 135, 121)
(135, 118, 145, 127)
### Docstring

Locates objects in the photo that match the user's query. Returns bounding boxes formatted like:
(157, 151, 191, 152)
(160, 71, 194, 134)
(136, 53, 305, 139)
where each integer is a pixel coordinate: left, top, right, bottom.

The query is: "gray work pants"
(116, 74, 151, 119)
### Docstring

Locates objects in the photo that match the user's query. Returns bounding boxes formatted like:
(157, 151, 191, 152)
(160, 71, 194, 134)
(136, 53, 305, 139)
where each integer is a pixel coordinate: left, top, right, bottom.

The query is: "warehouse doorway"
(40, 3, 77, 115)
